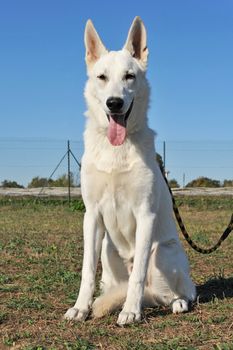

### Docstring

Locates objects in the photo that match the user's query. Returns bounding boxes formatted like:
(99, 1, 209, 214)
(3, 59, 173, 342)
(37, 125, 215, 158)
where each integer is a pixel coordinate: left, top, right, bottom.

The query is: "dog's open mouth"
(106, 100, 134, 146)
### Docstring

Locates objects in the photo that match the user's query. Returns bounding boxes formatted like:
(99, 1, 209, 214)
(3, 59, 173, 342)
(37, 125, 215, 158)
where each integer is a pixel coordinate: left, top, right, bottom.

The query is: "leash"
(162, 170, 233, 254)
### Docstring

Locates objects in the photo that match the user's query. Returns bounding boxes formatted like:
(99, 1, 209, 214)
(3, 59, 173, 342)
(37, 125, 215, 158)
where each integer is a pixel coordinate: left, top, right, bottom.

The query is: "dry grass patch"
(0, 197, 232, 349)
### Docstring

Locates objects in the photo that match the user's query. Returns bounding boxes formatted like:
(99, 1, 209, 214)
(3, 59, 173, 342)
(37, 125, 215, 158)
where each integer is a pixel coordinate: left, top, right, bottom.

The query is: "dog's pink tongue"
(107, 116, 126, 146)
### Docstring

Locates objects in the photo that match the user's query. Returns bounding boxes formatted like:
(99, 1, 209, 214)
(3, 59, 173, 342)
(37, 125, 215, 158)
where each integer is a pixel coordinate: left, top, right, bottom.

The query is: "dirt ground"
(0, 186, 232, 198)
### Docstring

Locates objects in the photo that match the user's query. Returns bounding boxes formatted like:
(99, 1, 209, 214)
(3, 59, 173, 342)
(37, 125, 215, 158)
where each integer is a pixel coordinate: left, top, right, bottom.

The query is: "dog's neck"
(83, 117, 156, 174)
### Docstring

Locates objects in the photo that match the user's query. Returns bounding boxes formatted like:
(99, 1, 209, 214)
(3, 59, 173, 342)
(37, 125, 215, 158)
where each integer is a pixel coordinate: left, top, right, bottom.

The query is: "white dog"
(65, 17, 196, 325)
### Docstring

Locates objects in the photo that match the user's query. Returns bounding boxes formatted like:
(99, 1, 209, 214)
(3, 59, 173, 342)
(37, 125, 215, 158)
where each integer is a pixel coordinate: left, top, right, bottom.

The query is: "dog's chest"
(100, 176, 136, 243)
(81, 139, 157, 256)
(82, 163, 152, 252)
(101, 190, 137, 255)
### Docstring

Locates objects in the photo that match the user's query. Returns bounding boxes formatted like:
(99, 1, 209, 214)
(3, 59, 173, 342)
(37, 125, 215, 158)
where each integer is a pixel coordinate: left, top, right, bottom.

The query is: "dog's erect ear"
(84, 20, 108, 69)
(123, 16, 148, 66)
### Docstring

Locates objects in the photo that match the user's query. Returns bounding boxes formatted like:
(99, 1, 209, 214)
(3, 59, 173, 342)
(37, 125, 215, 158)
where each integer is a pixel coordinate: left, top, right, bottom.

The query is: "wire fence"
(0, 139, 83, 188)
(156, 140, 233, 187)
(0, 138, 233, 189)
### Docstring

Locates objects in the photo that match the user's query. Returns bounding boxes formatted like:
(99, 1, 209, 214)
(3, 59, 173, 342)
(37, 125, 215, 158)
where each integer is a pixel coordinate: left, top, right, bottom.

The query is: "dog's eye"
(97, 74, 107, 81)
(124, 73, 136, 81)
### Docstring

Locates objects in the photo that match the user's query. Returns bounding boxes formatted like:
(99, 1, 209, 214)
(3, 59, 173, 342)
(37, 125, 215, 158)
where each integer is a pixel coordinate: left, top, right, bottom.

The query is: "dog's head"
(84, 17, 149, 146)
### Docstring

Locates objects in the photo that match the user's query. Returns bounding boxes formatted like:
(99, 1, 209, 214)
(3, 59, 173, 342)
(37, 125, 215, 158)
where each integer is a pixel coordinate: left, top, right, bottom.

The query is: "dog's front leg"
(64, 209, 104, 321)
(117, 211, 156, 326)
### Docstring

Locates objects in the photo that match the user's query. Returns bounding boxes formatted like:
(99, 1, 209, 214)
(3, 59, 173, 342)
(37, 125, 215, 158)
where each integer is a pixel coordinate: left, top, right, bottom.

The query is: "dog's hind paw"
(117, 311, 141, 326)
(64, 307, 89, 321)
(171, 299, 188, 314)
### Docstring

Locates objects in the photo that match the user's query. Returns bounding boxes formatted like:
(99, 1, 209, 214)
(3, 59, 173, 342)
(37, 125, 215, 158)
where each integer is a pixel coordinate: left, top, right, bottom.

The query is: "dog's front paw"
(117, 311, 141, 326)
(64, 307, 89, 321)
(171, 299, 188, 314)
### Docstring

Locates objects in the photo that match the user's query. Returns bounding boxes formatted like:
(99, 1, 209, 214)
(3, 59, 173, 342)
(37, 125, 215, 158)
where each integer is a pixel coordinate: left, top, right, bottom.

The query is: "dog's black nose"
(106, 97, 124, 113)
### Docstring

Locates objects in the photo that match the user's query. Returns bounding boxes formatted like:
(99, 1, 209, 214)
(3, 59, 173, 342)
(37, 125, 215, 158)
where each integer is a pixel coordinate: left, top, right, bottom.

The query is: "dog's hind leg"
(92, 233, 128, 318)
(148, 242, 196, 313)
(100, 233, 128, 291)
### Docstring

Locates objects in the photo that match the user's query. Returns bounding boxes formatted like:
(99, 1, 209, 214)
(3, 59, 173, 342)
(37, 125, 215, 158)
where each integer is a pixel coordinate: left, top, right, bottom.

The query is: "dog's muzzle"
(106, 99, 134, 146)
(106, 99, 134, 124)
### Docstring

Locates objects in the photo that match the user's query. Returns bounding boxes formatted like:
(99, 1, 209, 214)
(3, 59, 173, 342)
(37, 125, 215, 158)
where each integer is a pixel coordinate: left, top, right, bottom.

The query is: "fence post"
(163, 141, 166, 172)
(67, 140, 71, 205)
(183, 173, 186, 188)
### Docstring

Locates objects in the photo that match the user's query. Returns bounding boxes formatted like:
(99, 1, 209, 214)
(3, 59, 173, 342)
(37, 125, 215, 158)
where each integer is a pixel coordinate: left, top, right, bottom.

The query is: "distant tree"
(52, 173, 75, 187)
(28, 177, 49, 188)
(223, 179, 233, 187)
(1, 180, 24, 188)
(28, 173, 76, 188)
(186, 176, 221, 188)
(168, 179, 180, 188)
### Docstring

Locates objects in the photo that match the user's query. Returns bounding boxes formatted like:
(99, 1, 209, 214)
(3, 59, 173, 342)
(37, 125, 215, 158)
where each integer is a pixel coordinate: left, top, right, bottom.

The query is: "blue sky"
(0, 0, 233, 186)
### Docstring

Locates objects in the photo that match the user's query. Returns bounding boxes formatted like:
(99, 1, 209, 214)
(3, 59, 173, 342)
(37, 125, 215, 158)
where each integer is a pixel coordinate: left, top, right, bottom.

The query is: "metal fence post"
(67, 140, 71, 205)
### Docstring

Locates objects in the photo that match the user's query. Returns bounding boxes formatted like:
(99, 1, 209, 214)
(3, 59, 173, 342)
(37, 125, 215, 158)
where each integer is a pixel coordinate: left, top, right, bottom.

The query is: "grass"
(0, 197, 233, 350)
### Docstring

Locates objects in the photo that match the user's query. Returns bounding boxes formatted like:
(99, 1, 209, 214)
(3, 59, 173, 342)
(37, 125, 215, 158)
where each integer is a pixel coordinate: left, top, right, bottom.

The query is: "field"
(0, 197, 233, 350)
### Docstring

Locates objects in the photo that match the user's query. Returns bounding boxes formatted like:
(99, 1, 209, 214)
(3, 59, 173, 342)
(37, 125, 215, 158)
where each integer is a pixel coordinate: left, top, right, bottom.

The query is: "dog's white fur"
(65, 17, 196, 325)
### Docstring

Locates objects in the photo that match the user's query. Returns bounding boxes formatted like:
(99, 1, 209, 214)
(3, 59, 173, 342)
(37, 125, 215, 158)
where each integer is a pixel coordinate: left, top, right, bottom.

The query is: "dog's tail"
(92, 282, 155, 318)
